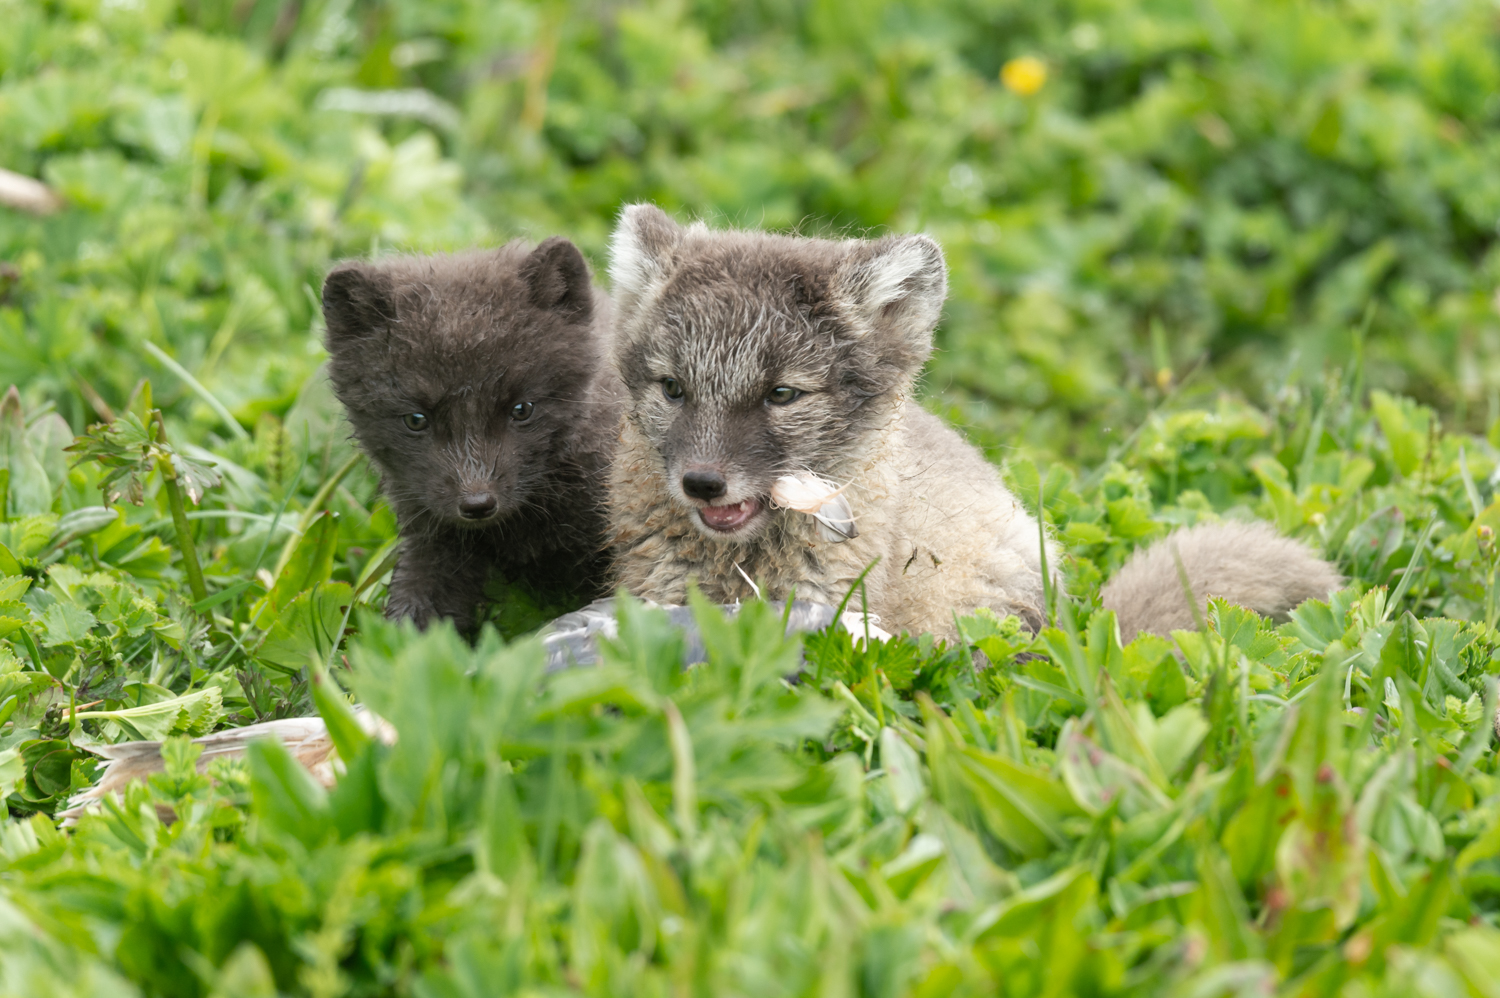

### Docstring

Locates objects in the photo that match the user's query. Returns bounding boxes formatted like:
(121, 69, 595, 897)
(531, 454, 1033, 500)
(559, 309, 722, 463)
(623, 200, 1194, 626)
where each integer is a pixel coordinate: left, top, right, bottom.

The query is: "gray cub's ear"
(322, 264, 395, 347)
(838, 234, 948, 345)
(522, 237, 593, 318)
(609, 203, 681, 310)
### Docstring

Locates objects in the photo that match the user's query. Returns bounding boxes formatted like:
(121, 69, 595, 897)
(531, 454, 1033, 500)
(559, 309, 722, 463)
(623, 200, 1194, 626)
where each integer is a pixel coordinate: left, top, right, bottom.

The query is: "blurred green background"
(3, 0, 1498, 461)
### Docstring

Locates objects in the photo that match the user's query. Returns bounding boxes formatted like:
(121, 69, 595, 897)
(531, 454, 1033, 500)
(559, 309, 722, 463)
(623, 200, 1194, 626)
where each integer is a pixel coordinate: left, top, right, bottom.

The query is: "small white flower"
(770, 474, 858, 542)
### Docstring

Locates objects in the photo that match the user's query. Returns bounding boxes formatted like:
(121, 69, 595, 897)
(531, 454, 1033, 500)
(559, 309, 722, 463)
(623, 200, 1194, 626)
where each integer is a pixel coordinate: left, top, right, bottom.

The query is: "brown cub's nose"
(458, 493, 499, 520)
(682, 468, 727, 501)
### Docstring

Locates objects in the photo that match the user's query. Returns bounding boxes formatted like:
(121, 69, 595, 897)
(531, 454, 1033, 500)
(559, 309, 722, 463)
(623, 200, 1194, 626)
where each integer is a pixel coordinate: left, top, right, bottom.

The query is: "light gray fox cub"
(603, 205, 1339, 639)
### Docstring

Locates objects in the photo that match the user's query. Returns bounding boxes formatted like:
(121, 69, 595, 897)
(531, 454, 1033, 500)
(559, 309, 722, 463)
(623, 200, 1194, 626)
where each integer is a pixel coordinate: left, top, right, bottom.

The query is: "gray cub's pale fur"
(605, 205, 1056, 637)
(323, 239, 623, 633)
(1101, 520, 1343, 640)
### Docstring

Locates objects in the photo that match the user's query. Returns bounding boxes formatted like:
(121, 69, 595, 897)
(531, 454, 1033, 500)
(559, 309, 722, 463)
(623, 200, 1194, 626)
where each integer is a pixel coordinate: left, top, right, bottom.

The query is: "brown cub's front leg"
(384, 533, 494, 635)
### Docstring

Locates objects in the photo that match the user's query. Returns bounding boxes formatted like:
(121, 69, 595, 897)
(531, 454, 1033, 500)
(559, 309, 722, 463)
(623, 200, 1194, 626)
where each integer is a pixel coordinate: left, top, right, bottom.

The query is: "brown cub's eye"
(402, 413, 429, 432)
(663, 378, 685, 401)
(766, 386, 801, 406)
(511, 401, 534, 421)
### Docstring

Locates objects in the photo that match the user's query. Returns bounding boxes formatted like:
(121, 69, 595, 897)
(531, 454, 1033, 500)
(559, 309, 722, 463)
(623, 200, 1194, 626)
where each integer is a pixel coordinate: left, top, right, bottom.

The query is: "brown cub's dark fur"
(322, 238, 623, 633)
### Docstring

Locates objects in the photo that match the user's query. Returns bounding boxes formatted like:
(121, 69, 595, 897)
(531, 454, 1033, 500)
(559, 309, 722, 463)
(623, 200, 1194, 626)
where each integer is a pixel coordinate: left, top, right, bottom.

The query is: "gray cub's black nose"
(682, 469, 727, 501)
(459, 493, 499, 520)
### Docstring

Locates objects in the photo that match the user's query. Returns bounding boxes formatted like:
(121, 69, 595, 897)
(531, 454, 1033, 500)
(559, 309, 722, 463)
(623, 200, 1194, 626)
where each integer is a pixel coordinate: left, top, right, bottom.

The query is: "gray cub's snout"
(681, 467, 727, 501)
(458, 493, 499, 520)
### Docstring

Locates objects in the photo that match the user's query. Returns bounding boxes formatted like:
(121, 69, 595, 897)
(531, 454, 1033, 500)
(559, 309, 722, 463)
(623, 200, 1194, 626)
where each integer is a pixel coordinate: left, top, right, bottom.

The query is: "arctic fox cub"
(323, 238, 623, 633)
(603, 205, 1340, 638)
(604, 205, 1054, 636)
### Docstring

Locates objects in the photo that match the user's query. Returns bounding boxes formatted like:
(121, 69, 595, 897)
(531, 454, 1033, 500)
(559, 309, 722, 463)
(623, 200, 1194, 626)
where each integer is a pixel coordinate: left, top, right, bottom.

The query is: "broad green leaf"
(1057, 722, 1171, 819)
(1144, 653, 1188, 716)
(959, 746, 1081, 856)
(210, 944, 278, 998)
(570, 819, 661, 980)
(1105, 496, 1159, 540)
(1251, 455, 1302, 533)
(247, 736, 332, 849)
(328, 742, 386, 842)
(968, 864, 1096, 964)
(600, 592, 685, 695)
(0, 598, 30, 640)
(475, 761, 528, 882)
(1222, 771, 1297, 891)
(1192, 833, 1262, 962)
(72, 687, 223, 741)
(1371, 390, 1430, 477)
(881, 833, 945, 900)
(0, 514, 57, 559)
(922, 695, 1079, 858)
(19, 739, 80, 802)
(1140, 702, 1209, 778)
(25, 412, 72, 496)
(1342, 505, 1406, 583)
(255, 582, 353, 675)
(39, 602, 95, 646)
(0, 670, 50, 705)
(0, 746, 24, 798)
(917, 800, 1016, 906)
(1275, 790, 1366, 931)
(1446, 925, 1500, 996)
(879, 726, 925, 815)
(258, 510, 338, 618)
(0, 386, 51, 516)
(310, 657, 369, 764)
(45, 506, 120, 554)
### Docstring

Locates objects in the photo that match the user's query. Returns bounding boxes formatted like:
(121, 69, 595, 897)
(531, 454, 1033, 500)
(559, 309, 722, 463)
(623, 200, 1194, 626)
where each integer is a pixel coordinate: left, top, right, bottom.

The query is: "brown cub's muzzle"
(457, 492, 500, 522)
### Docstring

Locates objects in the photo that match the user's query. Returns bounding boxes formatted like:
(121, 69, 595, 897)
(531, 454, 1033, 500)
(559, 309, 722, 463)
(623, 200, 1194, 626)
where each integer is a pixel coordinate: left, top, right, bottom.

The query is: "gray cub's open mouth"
(698, 497, 763, 533)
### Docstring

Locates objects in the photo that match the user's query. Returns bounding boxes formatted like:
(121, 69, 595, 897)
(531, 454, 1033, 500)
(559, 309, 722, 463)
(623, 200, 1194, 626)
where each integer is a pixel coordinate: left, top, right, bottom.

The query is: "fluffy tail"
(1100, 520, 1342, 641)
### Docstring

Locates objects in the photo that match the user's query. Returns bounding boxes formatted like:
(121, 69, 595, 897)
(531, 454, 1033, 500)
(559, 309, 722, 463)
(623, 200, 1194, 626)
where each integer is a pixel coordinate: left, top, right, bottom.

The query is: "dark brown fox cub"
(322, 238, 623, 633)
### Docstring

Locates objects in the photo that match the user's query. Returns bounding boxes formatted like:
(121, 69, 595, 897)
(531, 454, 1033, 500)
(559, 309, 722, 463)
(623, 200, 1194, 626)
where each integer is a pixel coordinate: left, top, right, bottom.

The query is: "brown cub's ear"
(521, 237, 593, 318)
(836, 234, 947, 366)
(608, 203, 682, 313)
(322, 263, 395, 349)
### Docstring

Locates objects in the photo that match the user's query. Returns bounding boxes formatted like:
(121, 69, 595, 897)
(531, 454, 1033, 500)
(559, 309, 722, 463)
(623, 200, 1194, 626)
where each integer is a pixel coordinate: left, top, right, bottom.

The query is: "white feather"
(771, 474, 858, 542)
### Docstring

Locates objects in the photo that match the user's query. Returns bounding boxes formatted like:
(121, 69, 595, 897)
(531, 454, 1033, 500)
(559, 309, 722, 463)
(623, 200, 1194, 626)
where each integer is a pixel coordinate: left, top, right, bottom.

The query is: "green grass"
(4, 0, 1500, 994)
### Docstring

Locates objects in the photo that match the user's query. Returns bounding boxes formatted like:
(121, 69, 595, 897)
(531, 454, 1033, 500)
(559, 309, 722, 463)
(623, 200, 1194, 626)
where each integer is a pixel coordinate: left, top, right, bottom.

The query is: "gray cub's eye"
(663, 378, 685, 401)
(402, 413, 429, 432)
(766, 386, 801, 405)
(511, 401, 534, 421)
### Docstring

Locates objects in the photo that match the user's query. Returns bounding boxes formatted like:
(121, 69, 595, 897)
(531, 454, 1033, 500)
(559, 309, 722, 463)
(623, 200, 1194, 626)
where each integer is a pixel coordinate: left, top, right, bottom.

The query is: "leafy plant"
(68, 387, 221, 602)
(2, 0, 1500, 994)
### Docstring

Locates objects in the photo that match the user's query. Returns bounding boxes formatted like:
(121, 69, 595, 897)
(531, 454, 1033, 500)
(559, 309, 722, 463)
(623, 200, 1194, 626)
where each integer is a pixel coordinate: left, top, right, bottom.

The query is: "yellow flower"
(1001, 56, 1047, 96)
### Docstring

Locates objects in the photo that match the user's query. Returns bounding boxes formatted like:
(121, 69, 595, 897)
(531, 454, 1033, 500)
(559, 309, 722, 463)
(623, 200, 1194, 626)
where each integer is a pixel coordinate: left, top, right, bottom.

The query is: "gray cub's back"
(605, 205, 1055, 637)
(603, 206, 1342, 640)
(322, 238, 623, 633)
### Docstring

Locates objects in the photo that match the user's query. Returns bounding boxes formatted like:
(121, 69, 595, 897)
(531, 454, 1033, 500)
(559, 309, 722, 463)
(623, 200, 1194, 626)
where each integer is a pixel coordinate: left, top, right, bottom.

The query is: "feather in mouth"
(770, 474, 858, 542)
